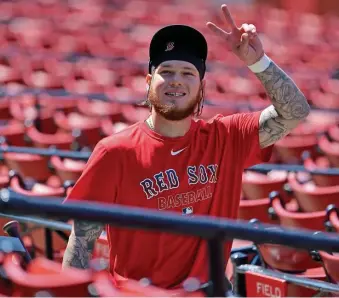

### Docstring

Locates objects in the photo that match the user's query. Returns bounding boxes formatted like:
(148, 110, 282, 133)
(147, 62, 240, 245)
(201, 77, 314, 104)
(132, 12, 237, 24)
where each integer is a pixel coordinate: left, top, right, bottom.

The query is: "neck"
(147, 110, 192, 138)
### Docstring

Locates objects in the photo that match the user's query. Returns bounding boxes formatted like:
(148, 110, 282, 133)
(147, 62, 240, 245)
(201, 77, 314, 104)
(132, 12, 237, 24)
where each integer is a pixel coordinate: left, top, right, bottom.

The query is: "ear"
(146, 74, 152, 89)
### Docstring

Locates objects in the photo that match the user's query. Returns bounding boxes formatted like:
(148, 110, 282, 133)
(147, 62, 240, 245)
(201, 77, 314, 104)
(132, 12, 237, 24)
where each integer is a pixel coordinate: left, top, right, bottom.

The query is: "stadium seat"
(8, 171, 64, 197)
(318, 135, 339, 167)
(0, 120, 26, 146)
(0, 164, 9, 188)
(328, 124, 339, 142)
(318, 251, 339, 287)
(257, 238, 324, 274)
(50, 156, 86, 183)
(3, 254, 94, 297)
(242, 170, 288, 201)
(9, 96, 58, 134)
(325, 205, 339, 232)
(39, 95, 80, 115)
(76, 99, 123, 122)
(54, 111, 103, 148)
(289, 121, 330, 137)
(0, 97, 11, 120)
(101, 118, 129, 137)
(270, 192, 326, 231)
(303, 155, 339, 187)
(274, 135, 319, 164)
(122, 105, 151, 124)
(3, 152, 51, 182)
(288, 172, 339, 212)
(26, 125, 74, 150)
(238, 198, 275, 223)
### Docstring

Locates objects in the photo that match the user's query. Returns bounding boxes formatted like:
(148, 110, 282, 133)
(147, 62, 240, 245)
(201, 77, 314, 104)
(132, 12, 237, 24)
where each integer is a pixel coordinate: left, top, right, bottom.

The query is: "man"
(62, 4, 310, 290)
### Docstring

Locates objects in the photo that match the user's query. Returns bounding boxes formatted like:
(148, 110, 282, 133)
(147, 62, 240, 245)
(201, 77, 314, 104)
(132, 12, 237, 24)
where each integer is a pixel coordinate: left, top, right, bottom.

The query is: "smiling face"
(146, 60, 204, 121)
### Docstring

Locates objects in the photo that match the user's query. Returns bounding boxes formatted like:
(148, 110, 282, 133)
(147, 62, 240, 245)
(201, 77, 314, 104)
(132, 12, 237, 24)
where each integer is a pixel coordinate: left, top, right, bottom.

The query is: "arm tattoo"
(255, 61, 311, 148)
(62, 220, 104, 270)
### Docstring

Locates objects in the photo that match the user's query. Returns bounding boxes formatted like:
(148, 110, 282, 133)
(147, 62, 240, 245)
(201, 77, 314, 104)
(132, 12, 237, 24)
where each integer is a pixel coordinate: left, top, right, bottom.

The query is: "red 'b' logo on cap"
(165, 42, 174, 52)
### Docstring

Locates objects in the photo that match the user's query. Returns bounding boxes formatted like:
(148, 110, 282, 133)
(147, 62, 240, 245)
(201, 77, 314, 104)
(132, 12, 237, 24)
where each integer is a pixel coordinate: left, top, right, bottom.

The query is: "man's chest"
(117, 152, 220, 216)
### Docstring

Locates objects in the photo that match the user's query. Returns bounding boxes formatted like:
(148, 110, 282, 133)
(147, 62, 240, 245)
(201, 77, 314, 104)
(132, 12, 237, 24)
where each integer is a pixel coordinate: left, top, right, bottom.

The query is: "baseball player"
(62, 4, 310, 290)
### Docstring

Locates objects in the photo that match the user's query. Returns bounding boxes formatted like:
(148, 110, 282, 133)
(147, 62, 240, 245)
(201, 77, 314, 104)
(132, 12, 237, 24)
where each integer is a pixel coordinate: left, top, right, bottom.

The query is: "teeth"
(166, 92, 185, 96)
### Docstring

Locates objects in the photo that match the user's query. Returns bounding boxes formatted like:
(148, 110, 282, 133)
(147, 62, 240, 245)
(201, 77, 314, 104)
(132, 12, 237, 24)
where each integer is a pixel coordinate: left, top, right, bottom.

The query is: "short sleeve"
(63, 141, 118, 205)
(220, 111, 273, 168)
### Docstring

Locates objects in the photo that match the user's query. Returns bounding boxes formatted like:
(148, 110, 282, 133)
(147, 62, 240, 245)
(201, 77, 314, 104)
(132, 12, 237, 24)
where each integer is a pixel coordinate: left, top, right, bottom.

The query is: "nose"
(169, 73, 183, 87)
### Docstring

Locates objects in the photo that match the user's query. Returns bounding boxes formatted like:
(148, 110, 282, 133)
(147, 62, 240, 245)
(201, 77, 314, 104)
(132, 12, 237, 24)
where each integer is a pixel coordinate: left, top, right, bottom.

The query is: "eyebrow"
(159, 64, 197, 72)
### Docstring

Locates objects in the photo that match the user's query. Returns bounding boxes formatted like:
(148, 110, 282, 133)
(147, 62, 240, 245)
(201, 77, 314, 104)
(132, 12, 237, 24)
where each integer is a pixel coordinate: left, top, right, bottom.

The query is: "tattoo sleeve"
(62, 220, 104, 270)
(255, 61, 311, 148)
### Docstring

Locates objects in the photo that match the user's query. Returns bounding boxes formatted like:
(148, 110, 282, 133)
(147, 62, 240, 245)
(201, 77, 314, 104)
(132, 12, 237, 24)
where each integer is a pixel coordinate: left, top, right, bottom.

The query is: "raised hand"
(207, 4, 265, 66)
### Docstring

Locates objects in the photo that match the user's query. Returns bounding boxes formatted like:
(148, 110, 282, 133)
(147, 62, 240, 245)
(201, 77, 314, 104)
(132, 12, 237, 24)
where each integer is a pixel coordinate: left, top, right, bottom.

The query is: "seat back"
(3, 254, 93, 297)
(238, 198, 275, 224)
(271, 196, 326, 231)
(319, 251, 339, 284)
(258, 243, 320, 272)
(242, 171, 287, 201)
(288, 173, 339, 212)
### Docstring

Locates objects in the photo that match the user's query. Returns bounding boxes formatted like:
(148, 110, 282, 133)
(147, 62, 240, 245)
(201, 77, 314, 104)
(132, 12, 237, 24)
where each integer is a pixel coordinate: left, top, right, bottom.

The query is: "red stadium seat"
(289, 121, 330, 137)
(63, 68, 104, 95)
(0, 98, 11, 120)
(121, 105, 151, 124)
(101, 119, 129, 137)
(318, 251, 339, 287)
(8, 171, 64, 197)
(9, 96, 57, 134)
(0, 56, 22, 85)
(3, 152, 51, 182)
(242, 170, 288, 201)
(328, 124, 339, 143)
(3, 254, 93, 297)
(274, 135, 319, 164)
(258, 240, 323, 273)
(26, 125, 74, 150)
(288, 172, 339, 212)
(77, 99, 123, 122)
(0, 120, 26, 146)
(326, 205, 339, 232)
(54, 111, 103, 148)
(22, 59, 64, 89)
(318, 135, 339, 167)
(270, 192, 326, 231)
(50, 156, 86, 183)
(303, 155, 339, 187)
(0, 164, 9, 188)
(238, 198, 275, 223)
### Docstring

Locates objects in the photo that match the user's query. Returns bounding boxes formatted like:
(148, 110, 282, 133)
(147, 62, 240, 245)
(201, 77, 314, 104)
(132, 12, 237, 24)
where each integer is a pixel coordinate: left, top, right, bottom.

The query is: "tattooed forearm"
(62, 220, 104, 269)
(256, 61, 310, 148)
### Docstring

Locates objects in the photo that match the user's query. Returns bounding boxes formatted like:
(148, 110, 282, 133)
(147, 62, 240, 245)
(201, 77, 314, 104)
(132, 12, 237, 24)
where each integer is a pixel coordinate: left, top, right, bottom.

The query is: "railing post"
(45, 228, 53, 260)
(207, 236, 227, 297)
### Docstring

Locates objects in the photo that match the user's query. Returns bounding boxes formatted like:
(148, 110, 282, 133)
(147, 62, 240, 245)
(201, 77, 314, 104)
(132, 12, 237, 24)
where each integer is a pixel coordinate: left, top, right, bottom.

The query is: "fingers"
(206, 22, 230, 39)
(239, 33, 250, 52)
(241, 23, 257, 39)
(221, 4, 237, 30)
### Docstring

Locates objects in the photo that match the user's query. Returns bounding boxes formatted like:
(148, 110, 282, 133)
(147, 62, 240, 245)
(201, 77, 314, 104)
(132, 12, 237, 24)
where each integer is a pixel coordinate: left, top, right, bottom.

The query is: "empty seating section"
(0, 0, 338, 296)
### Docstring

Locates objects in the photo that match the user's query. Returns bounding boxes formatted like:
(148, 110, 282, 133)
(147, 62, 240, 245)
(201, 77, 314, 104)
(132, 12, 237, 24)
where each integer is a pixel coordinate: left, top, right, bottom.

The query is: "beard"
(147, 86, 203, 121)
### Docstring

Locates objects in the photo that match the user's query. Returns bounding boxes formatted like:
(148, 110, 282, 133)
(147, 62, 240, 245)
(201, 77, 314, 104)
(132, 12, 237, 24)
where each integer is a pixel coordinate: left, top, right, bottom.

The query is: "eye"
(183, 72, 194, 76)
(160, 70, 172, 75)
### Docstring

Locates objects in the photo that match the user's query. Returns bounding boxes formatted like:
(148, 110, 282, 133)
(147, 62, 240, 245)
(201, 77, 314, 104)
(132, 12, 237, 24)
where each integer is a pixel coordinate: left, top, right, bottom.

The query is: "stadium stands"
(0, 0, 339, 296)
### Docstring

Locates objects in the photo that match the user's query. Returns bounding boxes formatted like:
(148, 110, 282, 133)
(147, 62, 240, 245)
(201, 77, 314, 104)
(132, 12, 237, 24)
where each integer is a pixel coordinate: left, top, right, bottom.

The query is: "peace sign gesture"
(207, 5, 265, 66)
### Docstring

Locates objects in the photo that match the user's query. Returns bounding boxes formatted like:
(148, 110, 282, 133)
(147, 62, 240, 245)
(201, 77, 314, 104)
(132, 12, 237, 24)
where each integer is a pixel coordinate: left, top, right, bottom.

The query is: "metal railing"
(1, 145, 339, 175)
(1, 188, 339, 296)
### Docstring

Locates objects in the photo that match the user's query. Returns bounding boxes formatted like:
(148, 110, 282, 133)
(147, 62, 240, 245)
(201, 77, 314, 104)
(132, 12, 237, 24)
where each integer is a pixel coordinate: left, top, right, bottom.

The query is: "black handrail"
(1, 145, 339, 175)
(1, 188, 339, 297)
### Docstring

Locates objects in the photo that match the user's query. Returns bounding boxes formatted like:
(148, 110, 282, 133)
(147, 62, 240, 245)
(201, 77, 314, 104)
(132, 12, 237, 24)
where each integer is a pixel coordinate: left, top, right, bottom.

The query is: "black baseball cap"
(148, 25, 208, 79)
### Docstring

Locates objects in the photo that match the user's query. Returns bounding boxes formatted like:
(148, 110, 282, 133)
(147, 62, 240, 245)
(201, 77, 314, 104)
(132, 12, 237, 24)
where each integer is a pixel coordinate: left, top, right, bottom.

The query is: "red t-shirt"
(64, 111, 273, 288)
